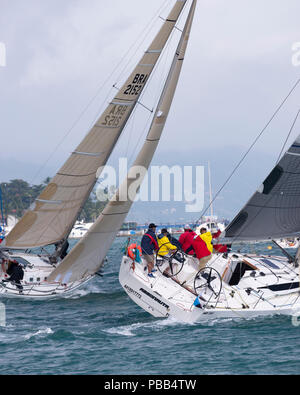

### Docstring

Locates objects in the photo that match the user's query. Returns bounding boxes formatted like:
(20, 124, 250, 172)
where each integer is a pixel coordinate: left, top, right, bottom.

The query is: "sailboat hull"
(119, 252, 300, 323)
(0, 253, 93, 299)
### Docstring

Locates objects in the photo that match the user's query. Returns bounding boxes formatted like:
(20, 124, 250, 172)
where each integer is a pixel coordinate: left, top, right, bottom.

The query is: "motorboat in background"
(69, 221, 93, 239)
(195, 216, 226, 235)
(275, 237, 300, 249)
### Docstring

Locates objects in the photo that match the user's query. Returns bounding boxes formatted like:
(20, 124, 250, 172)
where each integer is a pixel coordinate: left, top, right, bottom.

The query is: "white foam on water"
(24, 327, 54, 340)
(64, 288, 91, 299)
(104, 316, 188, 337)
(62, 282, 102, 299)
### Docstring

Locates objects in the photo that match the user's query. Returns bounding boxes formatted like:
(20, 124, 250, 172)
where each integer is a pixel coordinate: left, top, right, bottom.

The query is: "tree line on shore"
(0, 178, 107, 223)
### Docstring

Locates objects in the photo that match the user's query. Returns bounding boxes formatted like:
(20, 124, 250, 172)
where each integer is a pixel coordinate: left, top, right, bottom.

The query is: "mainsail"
(4, 0, 187, 250)
(48, 0, 197, 284)
(224, 133, 300, 241)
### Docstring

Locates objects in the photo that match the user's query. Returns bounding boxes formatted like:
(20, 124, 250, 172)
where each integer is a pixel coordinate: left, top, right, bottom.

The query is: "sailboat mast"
(48, 0, 198, 284)
(208, 161, 213, 220)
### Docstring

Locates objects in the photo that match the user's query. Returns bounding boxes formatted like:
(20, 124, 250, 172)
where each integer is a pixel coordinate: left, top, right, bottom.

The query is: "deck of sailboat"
(0, 252, 93, 298)
(120, 251, 300, 322)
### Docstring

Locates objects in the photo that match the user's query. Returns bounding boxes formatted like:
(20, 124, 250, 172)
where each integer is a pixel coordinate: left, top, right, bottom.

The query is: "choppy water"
(1, 238, 300, 375)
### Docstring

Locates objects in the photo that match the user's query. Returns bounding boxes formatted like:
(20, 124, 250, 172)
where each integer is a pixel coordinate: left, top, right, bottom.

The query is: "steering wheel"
(156, 243, 186, 278)
(193, 267, 222, 299)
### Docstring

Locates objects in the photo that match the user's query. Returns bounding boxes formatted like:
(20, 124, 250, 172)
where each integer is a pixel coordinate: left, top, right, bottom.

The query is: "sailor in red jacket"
(192, 234, 212, 270)
(212, 229, 228, 253)
(179, 225, 196, 255)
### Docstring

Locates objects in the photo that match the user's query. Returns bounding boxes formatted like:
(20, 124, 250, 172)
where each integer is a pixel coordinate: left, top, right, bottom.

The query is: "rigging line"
(87, 0, 173, 130)
(228, 106, 300, 247)
(128, 112, 155, 166)
(121, 26, 180, 169)
(125, 112, 136, 160)
(112, 0, 174, 89)
(197, 77, 300, 222)
(0, 186, 4, 227)
(275, 108, 300, 164)
(86, 3, 181, 173)
(27, 0, 172, 188)
(113, 0, 188, 94)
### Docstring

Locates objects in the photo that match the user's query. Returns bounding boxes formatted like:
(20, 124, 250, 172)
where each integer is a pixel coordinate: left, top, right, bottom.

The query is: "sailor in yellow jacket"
(199, 227, 213, 253)
(157, 229, 178, 256)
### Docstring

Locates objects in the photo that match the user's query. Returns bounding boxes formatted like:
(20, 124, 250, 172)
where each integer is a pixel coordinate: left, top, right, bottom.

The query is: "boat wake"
(103, 316, 189, 337)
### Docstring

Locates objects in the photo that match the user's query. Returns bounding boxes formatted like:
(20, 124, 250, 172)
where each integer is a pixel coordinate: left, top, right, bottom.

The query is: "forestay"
(224, 133, 300, 241)
(48, 0, 197, 284)
(4, 1, 187, 250)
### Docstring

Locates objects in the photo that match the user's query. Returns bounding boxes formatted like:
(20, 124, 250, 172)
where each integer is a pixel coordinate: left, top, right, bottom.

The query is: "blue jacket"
(141, 230, 158, 255)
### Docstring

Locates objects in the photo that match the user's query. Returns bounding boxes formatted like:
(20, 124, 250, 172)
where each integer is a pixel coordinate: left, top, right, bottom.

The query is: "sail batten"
(4, 0, 187, 250)
(48, 0, 197, 284)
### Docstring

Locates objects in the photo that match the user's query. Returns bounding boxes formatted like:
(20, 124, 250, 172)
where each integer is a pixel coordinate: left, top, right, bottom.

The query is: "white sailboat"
(0, 0, 188, 298)
(116, 2, 300, 322)
(120, 126, 300, 322)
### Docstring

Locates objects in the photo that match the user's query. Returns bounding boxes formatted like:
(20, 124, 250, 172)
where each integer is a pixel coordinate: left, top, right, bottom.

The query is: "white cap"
(184, 224, 191, 230)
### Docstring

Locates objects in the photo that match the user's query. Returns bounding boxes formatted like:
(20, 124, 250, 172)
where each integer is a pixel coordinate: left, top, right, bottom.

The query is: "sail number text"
(123, 73, 148, 95)
(102, 104, 128, 128)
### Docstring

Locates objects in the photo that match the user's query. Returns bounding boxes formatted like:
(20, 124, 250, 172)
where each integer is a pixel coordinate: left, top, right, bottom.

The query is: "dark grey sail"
(223, 134, 300, 241)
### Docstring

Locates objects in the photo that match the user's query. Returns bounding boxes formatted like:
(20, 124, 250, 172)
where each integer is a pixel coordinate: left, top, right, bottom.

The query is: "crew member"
(199, 227, 213, 253)
(179, 225, 196, 255)
(141, 223, 158, 278)
(192, 234, 212, 270)
(157, 229, 177, 256)
(6, 259, 24, 292)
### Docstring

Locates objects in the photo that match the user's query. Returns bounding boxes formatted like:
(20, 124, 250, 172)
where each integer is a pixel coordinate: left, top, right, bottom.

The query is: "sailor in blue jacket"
(141, 223, 158, 278)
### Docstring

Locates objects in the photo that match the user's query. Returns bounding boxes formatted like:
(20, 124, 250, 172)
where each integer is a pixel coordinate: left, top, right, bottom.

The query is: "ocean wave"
(24, 327, 53, 340)
(103, 316, 189, 337)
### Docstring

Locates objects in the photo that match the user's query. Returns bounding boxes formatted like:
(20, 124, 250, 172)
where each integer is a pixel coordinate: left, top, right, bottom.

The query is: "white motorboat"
(195, 219, 226, 235)
(69, 221, 93, 239)
(0, 0, 188, 297)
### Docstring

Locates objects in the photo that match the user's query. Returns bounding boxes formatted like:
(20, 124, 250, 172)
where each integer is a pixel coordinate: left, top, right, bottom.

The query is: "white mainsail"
(4, 0, 187, 250)
(48, 0, 197, 284)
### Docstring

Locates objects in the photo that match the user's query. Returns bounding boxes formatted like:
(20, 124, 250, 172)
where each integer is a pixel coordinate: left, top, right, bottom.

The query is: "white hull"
(119, 251, 300, 323)
(275, 238, 300, 249)
(195, 221, 225, 235)
(0, 252, 93, 299)
(69, 222, 93, 239)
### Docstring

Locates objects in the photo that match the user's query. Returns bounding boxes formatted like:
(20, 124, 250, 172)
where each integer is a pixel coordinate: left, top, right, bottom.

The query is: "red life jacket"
(192, 235, 211, 259)
(179, 231, 196, 255)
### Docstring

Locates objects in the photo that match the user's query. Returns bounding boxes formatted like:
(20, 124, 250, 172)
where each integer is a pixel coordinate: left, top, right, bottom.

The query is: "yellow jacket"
(200, 232, 213, 253)
(157, 235, 177, 256)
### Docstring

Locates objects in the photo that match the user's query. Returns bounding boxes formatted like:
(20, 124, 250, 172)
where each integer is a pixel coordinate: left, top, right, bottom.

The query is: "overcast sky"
(1, 0, 300, 221)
